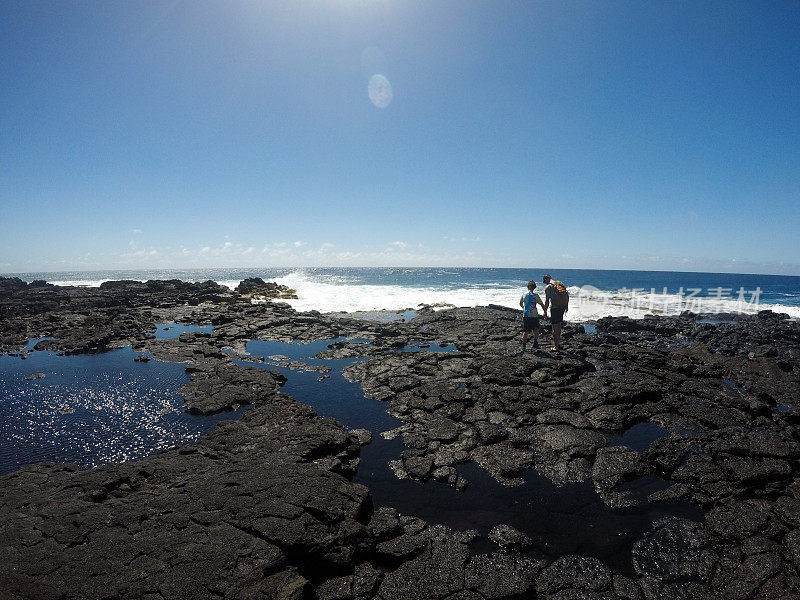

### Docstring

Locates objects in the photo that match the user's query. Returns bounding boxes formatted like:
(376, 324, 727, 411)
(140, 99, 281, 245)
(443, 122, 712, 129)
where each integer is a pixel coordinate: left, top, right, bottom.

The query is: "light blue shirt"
(521, 291, 542, 317)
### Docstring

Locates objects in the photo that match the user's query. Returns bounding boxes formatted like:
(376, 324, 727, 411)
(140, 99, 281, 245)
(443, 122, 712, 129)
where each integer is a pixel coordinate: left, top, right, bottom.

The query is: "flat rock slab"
(0, 394, 370, 600)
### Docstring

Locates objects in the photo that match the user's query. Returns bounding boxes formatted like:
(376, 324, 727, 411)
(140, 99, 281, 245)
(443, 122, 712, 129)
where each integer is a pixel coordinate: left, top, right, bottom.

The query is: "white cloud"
(294, 241, 306, 247)
(131, 228, 142, 234)
(442, 236, 481, 243)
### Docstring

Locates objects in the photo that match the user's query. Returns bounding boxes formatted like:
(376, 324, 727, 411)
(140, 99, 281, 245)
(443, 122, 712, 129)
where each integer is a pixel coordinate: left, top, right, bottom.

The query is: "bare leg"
(520, 328, 531, 355)
(552, 323, 562, 351)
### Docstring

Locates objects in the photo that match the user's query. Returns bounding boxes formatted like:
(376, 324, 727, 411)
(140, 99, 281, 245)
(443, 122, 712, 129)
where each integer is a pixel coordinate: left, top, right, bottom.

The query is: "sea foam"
(254, 271, 800, 320)
(15, 270, 800, 320)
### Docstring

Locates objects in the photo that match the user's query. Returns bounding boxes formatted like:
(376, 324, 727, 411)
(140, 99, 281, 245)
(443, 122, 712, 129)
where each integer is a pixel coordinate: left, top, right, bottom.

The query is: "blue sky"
(1, 0, 798, 274)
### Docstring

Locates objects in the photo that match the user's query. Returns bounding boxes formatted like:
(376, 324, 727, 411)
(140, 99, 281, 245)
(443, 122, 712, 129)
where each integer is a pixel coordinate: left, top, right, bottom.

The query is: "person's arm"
(543, 287, 550, 315)
(520, 295, 524, 309)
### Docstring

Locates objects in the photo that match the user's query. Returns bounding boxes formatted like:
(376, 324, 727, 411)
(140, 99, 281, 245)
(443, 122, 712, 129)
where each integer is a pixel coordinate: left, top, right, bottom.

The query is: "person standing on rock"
(519, 280, 545, 354)
(543, 274, 569, 351)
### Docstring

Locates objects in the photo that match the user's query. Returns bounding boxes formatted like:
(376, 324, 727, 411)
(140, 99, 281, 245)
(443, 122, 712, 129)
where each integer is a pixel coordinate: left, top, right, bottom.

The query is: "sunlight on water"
(0, 346, 239, 474)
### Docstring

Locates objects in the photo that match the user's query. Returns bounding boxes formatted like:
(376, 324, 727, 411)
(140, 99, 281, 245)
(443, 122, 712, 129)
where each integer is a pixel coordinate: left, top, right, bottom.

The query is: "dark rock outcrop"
(235, 277, 298, 299)
(2, 280, 800, 599)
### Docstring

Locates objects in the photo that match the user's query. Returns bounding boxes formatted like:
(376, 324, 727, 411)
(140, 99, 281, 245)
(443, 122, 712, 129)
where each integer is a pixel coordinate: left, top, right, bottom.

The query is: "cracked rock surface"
(2, 277, 800, 599)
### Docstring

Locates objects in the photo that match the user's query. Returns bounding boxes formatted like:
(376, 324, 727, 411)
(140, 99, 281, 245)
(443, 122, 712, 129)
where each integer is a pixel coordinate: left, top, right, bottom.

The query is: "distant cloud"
(390, 241, 407, 250)
(131, 229, 142, 234)
(294, 241, 306, 247)
(443, 236, 481, 243)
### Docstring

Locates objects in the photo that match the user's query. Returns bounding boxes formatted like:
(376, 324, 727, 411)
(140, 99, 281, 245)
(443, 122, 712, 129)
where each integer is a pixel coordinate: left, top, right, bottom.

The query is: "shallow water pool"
(239, 337, 704, 574)
(154, 322, 214, 339)
(0, 345, 241, 475)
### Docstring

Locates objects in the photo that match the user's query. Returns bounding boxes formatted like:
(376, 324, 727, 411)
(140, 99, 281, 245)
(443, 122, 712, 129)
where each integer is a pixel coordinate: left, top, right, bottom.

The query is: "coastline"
(2, 277, 800, 599)
(4, 268, 800, 320)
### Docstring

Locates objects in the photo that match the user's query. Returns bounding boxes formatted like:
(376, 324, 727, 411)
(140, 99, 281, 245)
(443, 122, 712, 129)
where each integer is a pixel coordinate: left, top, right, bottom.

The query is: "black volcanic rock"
(3, 281, 800, 598)
(181, 360, 287, 415)
(0, 276, 27, 297)
(235, 277, 298, 299)
(0, 395, 372, 600)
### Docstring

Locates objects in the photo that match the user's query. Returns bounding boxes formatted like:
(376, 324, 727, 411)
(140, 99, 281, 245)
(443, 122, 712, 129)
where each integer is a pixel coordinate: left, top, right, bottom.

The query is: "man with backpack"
(543, 274, 569, 351)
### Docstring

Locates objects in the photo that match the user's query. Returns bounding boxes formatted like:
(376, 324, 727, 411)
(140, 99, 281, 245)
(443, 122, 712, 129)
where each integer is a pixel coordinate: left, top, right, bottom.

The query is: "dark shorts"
(550, 306, 566, 325)
(523, 316, 540, 332)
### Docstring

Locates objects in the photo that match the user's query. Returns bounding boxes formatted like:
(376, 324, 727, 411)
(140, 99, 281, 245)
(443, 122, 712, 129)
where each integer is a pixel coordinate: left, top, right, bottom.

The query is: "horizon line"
(3, 265, 800, 279)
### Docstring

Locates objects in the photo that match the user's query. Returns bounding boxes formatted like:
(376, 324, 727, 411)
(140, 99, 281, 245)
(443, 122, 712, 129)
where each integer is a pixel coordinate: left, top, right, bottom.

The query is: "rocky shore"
(2, 276, 800, 599)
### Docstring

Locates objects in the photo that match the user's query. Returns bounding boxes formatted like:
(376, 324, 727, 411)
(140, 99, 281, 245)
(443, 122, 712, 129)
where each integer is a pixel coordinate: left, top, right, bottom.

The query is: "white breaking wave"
(242, 272, 800, 320)
(49, 279, 113, 287)
(27, 272, 800, 320)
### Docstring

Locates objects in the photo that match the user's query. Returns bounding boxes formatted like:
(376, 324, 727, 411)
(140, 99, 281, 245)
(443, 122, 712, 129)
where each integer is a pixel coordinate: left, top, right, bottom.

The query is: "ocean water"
(5, 267, 800, 319)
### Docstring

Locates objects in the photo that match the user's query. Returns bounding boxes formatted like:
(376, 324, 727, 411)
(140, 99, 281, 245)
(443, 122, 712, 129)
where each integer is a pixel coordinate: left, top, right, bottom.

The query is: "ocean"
(5, 267, 800, 319)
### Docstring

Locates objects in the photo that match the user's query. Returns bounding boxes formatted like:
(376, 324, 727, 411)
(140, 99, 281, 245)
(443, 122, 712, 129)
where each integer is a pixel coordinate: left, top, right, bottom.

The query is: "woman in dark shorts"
(519, 280, 545, 354)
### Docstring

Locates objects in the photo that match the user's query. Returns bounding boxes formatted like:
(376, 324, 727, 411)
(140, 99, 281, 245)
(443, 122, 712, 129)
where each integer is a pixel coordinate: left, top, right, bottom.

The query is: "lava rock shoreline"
(1, 277, 800, 599)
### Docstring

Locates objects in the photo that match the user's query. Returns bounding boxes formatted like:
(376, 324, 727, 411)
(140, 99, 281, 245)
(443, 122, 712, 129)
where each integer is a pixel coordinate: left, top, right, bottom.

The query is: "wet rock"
(705, 500, 781, 541)
(376, 532, 428, 563)
(613, 575, 644, 600)
(536, 554, 613, 595)
(180, 360, 286, 415)
(5, 283, 800, 597)
(713, 551, 783, 600)
(535, 426, 608, 459)
(474, 420, 508, 444)
(24, 372, 45, 380)
(464, 552, 541, 598)
(427, 416, 460, 442)
(592, 446, 645, 491)
(234, 277, 298, 299)
(718, 454, 792, 487)
(632, 518, 713, 590)
(376, 526, 471, 600)
(0, 395, 372, 599)
(488, 523, 533, 551)
(350, 429, 372, 446)
(317, 563, 382, 600)
(472, 442, 534, 482)
(403, 456, 433, 480)
(370, 507, 403, 541)
(537, 409, 593, 428)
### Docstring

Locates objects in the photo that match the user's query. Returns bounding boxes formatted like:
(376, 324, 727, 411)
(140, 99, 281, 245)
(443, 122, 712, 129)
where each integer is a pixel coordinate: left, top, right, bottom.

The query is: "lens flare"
(368, 74, 392, 108)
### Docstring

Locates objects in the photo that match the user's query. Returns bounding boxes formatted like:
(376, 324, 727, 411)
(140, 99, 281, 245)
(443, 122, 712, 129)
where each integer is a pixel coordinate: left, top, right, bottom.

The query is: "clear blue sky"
(2, 0, 799, 274)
